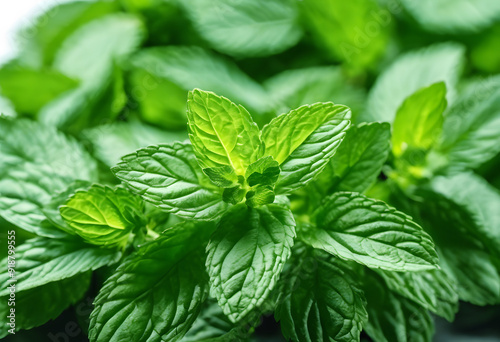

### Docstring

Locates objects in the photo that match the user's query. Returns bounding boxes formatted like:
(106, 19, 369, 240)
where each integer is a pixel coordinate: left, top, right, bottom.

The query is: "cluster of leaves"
(1, 0, 500, 341)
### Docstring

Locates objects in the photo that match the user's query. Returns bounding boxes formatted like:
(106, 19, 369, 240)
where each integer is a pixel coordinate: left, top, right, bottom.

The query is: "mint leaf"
(400, 0, 500, 33)
(180, 0, 302, 57)
(412, 191, 500, 305)
(187, 89, 263, 175)
(275, 245, 367, 342)
(0, 272, 91, 338)
(0, 64, 78, 115)
(303, 192, 438, 271)
(60, 185, 145, 247)
(245, 156, 280, 187)
(362, 43, 464, 123)
(362, 270, 434, 342)
(130, 46, 273, 115)
(206, 204, 295, 322)
(301, 0, 390, 69)
(438, 76, 500, 169)
(89, 221, 212, 342)
(245, 185, 275, 208)
(377, 269, 458, 321)
(0, 237, 120, 296)
(263, 66, 366, 118)
(261, 102, 351, 194)
(203, 166, 240, 188)
(112, 142, 228, 220)
(84, 119, 187, 167)
(392, 82, 447, 157)
(324, 122, 391, 193)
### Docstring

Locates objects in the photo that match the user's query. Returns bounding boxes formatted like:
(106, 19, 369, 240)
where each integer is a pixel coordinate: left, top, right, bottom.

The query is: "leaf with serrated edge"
(206, 204, 295, 322)
(112, 142, 227, 220)
(262, 102, 350, 194)
(187, 89, 262, 175)
(60, 185, 145, 247)
(276, 246, 367, 342)
(302, 192, 438, 271)
(89, 221, 213, 342)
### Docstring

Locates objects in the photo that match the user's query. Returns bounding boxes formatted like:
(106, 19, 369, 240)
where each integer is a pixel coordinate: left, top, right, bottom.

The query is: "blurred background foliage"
(1, 0, 500, 340)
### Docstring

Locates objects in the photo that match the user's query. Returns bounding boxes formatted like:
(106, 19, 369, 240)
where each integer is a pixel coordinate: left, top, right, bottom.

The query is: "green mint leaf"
(84, 119, 187, 167)
(263, 66, 366, 118)
(203, 166, 240, 188)
(222, 186, 247, 205)
(275, 245, 367, 342)
(411, 191, 500, 305)
(302, 192, 438, 271)
(130, 46, 273, 115)
(60, 185, 145, 247)
(392, 82, 447, 158)
(245, 185, 275, 208)
(438, 76, 500, 169)
(324, 122, 391, 193)
(0, 64, 78, 115)
(89, 221, 212, 342)
(361, 43, 464, 123)
(180, 301, 251, 342)
(187, 89, 263, 175)
(16, 1, 118, 65)
(180, 0, 302, 57)
(41, 180, 91, 234)
(0, 273, 91, 338)
(245, 156, 280, 188)
(361, 270, 434, 342)
(206, 204, 295, 322)
(112, 142, 228, 220)
(400, 0, 500, 33)
(0, 118, 97, 237)
(261, 102, 351, 194)
(0, 237, 120, 296)
(301, 0, 390, 70)
(377, 269, 459, 321)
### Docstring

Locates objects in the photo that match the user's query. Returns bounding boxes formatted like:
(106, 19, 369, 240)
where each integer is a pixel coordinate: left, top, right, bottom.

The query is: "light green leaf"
(89, 221, 212, 342)
(362, 43, 464, 123)
(0, 237, 120, 296)
(0, 64, 78, 115)
(0, 96, 16, 117)
(112, 142, 228, 220)
(180, 0, 302, 57)
(377, 269, 458, 321)
(275, 245, 367, 342)
(362, 270, 434, 342)
(130, 46, 273, 115)
(401, 0, 500, 33)
(0, 118, 97, 236)
(0, 272, 91, 338)
(40, 15, 144, 129)
(206, 204, 295, 322)
(300, 0, 390, 70)
(42, 180, 91, 234)
(321, 122, 391, 193)
(303, 192, 438, 271)
(187, 89, 263, 175)
(83, 119, 187, 167)
(438, 76, 500, 169)
(263, 66, 366, 119)
(60, 185, 145, 247)
(245, 185, 275, 208)
(392, 82, 447, 157)
(203, 166, 240, 188)
(262, 102, 351, 194)
(15, 1, 118, 66)
(245, 156, 280, 187)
